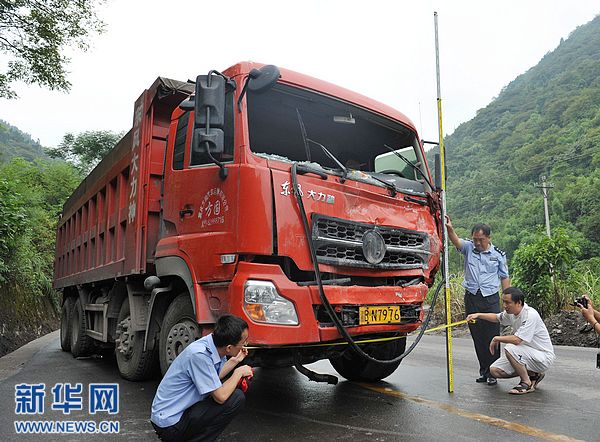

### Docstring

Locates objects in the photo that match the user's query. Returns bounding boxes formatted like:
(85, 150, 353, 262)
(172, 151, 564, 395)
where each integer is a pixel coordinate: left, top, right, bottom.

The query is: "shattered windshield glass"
(246, 84, 429, 195)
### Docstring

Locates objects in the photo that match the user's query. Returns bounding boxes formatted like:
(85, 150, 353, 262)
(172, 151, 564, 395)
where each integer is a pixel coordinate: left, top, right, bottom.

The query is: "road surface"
(1, 331, 597, 441)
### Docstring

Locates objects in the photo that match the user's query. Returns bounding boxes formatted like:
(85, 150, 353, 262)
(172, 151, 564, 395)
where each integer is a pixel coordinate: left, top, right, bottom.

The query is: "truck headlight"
(244, 280, 298, 325)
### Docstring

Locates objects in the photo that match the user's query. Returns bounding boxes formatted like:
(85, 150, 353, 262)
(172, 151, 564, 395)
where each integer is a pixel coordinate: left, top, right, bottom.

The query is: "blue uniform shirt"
(460, 239, 509, 296)
(151, 334, 226, 428)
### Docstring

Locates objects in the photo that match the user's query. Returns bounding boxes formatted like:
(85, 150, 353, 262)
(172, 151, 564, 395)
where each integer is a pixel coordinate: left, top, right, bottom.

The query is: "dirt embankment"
(545, 310, 599, 348)
(0, 292, 59, 358)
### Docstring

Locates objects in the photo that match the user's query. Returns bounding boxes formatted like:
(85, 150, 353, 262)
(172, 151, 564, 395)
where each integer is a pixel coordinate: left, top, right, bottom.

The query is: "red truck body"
(55, 62, 442, 382)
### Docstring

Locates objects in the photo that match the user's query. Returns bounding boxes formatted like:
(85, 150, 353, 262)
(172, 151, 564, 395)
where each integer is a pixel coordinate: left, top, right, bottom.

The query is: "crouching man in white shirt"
(466, 287, 555, 395)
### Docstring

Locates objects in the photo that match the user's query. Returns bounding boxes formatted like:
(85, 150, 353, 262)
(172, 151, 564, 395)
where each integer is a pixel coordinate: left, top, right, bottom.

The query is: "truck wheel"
(329, 336, 406, 382)
(60, 297, 75, 352)
(159, 293, 201, 375)
(70, 298, 94, 358)
(115, 298, 159, 381)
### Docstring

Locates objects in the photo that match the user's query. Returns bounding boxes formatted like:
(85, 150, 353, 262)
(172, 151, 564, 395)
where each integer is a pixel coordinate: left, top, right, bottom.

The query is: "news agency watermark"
(14, 383, 120, 435)
(15, 420, 120, 434)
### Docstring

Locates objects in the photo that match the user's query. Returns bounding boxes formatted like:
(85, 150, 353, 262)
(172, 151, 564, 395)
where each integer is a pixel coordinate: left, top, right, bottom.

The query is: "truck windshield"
(247, 83, 428, 193)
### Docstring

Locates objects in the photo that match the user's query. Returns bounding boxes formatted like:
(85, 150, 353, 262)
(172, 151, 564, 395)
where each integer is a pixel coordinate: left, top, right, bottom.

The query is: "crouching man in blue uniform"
(151, 315, 252, 442)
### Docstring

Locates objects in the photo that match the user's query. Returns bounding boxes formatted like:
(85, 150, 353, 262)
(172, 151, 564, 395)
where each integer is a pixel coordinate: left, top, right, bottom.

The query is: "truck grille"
(312, 215, 430, 270)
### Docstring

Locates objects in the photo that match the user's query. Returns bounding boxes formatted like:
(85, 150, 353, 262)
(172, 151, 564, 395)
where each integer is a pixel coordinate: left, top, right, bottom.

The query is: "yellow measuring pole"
(434, 11, 454, 393)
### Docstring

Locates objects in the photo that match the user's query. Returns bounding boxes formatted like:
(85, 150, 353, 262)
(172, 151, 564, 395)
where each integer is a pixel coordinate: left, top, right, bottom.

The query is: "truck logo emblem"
(362, 230, 386, 265)
(198, 188, 229, 227)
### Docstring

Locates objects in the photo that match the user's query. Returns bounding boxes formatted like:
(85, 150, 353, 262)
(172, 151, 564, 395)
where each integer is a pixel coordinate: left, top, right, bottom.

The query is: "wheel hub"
(165, 319, 200, 366)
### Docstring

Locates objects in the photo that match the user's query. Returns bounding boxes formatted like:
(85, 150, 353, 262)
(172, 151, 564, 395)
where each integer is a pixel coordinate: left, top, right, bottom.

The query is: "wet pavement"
(1, 331, 597, 441)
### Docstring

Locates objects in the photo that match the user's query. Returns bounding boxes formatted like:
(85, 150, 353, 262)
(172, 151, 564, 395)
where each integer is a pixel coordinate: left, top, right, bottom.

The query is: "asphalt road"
(1, 331, 598, 441)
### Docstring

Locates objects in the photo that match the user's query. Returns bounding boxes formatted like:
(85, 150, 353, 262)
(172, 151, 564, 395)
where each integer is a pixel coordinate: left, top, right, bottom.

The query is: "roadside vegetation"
(0, 124, 120, 356)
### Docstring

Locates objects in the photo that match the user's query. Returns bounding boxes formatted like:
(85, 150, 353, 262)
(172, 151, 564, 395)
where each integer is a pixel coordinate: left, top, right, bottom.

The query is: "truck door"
(162, 93, 238, 282)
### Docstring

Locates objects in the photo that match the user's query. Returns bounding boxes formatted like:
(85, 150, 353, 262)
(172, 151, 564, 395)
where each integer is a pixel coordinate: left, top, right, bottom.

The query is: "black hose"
(291, 162, 444, 364)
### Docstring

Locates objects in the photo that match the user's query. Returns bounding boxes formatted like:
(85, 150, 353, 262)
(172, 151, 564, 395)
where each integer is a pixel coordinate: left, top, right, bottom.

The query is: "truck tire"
(70, 298, 94, 358)
(115, 298, 159, 381)
(159, 293, 201, 375)
(60, 297, 75, 352)
(329, 335, 406, 382)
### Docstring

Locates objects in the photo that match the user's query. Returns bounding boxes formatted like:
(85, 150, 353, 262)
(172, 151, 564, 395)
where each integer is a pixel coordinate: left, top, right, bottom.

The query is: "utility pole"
(535, 175, 557, 305)
(535, 176, 554, 238)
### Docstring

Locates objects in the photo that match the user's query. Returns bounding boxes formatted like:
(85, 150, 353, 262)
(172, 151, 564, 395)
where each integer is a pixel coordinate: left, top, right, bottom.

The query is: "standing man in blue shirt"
(151, 314, 253, 441)
(446, 219, 510, 385)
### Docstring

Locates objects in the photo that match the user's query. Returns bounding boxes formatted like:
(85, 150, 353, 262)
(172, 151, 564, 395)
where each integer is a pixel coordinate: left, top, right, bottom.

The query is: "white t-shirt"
(496, 303, 555, 357)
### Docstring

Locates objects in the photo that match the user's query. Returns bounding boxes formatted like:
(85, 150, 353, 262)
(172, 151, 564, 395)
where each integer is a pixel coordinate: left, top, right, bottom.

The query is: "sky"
(1, 0, 599, 149)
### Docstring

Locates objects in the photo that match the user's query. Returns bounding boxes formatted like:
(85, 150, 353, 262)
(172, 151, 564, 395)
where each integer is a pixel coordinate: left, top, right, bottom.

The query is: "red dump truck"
(55, 62, 443, 383)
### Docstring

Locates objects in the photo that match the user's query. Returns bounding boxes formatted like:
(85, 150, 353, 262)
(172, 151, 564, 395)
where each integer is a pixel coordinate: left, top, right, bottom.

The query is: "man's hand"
(466, 313, 479, 323)
(234, 365, 254, 379)
(230, 347, 248, 364)
(489, 336, 498, 355)
(445, 215, 463, 250)
(578, 298, 596, 323)
(582, 294, 594, 309)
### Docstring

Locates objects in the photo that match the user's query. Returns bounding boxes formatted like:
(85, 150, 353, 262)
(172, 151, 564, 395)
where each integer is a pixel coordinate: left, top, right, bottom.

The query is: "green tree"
(47, 130, 122, 174)
(563, 257, 600, 308)
(511, 228, 580, 317)
(0, 0, 105, 98)
(0, 157, 80, 299)
(0, 178, 27, 279)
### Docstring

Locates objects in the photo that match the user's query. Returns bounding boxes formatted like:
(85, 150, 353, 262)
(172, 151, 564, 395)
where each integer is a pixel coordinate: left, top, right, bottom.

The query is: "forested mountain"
(443, 14, 600, 260)
(0, 120, 48, 162)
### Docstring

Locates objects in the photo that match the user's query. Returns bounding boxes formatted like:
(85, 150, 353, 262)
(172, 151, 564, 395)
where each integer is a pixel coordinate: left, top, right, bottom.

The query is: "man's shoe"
(530, 372, 545, 389)
(487, 377, 497, 386)
(475, 376, 487, 383)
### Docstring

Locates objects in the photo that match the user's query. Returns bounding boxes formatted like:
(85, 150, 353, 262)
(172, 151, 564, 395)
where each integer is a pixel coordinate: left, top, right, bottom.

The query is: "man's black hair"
(504, 287, 525, 306)
(471, 223, 491, 237)
(213, 315, 249, 347)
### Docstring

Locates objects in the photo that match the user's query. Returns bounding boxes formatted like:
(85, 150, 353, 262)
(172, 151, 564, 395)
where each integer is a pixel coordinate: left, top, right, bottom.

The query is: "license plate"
(359, 305, 401, 325)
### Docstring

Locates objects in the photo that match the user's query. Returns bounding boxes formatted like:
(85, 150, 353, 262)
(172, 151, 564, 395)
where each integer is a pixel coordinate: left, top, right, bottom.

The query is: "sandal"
(508, 381, 534, 395)
(530, 372, 545, 389)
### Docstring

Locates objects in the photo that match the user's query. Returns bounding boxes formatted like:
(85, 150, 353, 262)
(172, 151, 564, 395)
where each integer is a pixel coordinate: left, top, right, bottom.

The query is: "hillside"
(443, 14, 600, 259)
(0, 120, 48, 162)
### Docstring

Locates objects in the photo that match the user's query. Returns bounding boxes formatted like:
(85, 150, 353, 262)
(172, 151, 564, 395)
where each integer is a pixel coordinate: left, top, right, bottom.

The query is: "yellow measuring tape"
(243, 319, 474, 350)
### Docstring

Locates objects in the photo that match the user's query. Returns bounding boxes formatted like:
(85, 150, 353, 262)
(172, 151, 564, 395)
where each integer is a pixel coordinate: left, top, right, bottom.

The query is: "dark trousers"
(464, 290, 501, 378)
(152, 389, 245, 442)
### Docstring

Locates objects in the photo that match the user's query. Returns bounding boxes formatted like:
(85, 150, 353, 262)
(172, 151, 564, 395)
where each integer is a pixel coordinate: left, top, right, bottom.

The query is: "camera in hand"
(572, 297, 588, 308)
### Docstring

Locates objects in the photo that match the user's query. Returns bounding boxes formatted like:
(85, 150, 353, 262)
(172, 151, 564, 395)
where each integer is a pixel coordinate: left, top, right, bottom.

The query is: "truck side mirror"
(247, 65, 280, 92)
(195, 75, 225, 128)
(193, 74, 225, 154)
(434, 153, 442, 191)
(237, 65, 281, 112)
(192, 72, 228, 179)
(192, 127, 224, 154)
